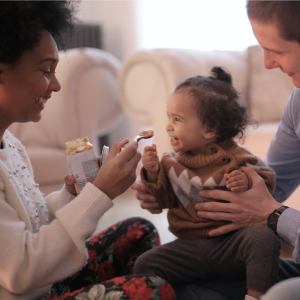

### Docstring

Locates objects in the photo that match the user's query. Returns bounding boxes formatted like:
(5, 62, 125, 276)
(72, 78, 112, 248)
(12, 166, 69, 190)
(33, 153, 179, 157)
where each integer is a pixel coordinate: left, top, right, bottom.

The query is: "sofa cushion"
(119, 48, 249, 125)
(248, 45, 294, 122)
(26, 147, 69, 185)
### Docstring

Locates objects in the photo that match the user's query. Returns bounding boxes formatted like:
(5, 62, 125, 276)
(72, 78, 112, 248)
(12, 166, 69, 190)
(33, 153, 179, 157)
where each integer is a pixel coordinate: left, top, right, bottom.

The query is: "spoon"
(134, 130, 154, 142)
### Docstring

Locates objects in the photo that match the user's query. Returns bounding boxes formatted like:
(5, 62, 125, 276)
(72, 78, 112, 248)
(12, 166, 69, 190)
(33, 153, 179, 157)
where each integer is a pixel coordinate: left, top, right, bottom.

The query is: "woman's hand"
(93, 138, 141, 200)
(64, 175, 77, 196)
(131, 176, 162, 214)
(195, 167, 282, 236)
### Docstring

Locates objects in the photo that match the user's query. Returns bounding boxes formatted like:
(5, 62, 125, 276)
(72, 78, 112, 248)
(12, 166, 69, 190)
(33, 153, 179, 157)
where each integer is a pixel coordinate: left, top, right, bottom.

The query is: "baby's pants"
(134, 224, 280, 293)
(42, 217, 175, 300)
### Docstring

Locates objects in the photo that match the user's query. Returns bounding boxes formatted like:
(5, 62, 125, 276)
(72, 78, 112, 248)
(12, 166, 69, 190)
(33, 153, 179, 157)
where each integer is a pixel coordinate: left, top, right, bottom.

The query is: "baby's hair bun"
(210, 66, 232, 84)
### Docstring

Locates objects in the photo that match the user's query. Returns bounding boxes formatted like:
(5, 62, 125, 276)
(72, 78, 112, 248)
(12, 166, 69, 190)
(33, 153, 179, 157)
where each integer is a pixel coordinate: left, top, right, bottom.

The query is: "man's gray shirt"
(265, 87, 300, 262)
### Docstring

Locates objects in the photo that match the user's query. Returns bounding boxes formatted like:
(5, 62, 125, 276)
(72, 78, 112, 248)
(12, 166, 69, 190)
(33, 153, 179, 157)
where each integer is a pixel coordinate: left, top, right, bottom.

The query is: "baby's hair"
(0, 1, 79, 66)
(175, 66, 248, 142)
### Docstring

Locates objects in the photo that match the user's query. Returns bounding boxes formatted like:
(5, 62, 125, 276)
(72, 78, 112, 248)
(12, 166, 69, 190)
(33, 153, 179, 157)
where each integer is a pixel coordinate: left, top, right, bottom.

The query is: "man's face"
(250, 19, 300, 88)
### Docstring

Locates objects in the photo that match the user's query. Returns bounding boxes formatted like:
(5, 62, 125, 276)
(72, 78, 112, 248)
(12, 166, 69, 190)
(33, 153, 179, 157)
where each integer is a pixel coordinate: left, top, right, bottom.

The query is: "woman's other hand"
(93, 138, 141, 200)
(131, 176, 162, 214)
(195, 167, 281, 236)
(64, 175, 77, 196)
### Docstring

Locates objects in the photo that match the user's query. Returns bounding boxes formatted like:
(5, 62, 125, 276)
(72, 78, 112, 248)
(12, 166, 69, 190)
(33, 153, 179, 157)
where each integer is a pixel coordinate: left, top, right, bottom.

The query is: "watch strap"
(277, 205, 289, 214)
(267, 205, 289, 234)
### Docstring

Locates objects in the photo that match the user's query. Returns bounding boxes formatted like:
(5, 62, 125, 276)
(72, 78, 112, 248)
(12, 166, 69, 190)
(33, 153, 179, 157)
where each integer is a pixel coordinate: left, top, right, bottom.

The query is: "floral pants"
(42, 217, 176, 300)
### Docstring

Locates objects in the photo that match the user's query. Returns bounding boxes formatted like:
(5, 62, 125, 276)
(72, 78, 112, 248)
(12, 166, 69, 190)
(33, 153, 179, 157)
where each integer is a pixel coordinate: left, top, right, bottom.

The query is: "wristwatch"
(267, 205, 289, 234)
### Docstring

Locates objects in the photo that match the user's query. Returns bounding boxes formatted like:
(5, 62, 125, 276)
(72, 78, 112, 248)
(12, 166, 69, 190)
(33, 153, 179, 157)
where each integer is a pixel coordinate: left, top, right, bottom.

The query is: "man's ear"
(204, 126, 217, 139)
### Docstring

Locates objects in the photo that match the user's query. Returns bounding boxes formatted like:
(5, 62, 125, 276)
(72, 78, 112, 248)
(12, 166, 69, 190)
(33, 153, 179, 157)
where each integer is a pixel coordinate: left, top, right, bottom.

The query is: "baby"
(134, 67, 280, 300)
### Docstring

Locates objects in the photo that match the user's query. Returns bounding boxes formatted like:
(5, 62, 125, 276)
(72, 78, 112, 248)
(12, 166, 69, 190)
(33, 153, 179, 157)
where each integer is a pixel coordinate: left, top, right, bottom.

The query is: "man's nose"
(263, 49, 280, 70)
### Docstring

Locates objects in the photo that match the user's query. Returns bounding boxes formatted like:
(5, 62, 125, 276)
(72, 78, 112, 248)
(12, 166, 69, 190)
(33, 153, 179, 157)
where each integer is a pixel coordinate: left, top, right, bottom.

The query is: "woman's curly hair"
(0, 1, 79, 65)
(175, 67, 249, 142)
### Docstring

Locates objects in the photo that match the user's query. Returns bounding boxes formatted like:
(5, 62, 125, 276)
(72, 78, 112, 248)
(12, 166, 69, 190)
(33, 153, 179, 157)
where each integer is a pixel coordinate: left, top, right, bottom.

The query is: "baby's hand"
(142, 144, 159, 174)
(224, 170, 249, 193)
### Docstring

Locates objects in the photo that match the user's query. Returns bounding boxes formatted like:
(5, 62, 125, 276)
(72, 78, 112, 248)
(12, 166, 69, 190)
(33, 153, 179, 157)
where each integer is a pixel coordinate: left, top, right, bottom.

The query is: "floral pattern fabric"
(41, 217, 176, 300)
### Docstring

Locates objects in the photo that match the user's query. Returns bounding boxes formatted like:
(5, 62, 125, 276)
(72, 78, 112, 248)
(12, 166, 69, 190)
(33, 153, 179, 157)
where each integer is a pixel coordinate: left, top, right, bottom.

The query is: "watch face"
(268, 213, 279, 233)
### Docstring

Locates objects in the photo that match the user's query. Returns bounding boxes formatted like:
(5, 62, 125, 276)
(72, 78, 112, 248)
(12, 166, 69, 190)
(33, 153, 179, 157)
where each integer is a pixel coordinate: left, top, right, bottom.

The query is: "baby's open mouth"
(170, 137, 179, 144)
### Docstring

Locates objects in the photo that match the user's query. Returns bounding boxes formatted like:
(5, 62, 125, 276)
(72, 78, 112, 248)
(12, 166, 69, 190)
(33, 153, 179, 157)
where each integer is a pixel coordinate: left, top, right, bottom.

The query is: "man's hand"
(225, 170, 249, 192)
(195, 167, 281, 236)
(131, 176, 162, 214)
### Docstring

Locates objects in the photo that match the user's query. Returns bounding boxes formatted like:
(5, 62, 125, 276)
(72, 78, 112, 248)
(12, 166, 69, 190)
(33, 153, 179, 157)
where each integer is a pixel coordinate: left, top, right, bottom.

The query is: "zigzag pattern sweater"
(141, 140, 276, 239)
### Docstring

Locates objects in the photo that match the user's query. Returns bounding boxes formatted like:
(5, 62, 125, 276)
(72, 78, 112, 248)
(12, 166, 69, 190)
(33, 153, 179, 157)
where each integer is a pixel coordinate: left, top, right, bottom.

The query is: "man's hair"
(175, 67, 249, 142)
(247, 1, 300, 45)
(0, 1, 80, 66)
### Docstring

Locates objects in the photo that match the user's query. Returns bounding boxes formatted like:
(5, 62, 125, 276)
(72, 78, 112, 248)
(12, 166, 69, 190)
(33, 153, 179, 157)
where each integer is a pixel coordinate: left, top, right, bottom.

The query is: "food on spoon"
(139, 130, 154, 137)
(134, 130, 154, 142)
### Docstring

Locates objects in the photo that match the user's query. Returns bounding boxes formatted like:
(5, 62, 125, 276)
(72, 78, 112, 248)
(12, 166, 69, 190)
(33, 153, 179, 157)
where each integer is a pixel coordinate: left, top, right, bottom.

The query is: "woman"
(0, 2, 175, 300)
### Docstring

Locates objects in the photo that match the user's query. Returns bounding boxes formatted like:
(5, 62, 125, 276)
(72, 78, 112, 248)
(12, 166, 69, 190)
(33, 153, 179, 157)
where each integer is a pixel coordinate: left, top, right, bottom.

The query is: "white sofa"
(118, 46, 293, 156)
(9, 48, 122, 196)
(118, 46, 300, 211)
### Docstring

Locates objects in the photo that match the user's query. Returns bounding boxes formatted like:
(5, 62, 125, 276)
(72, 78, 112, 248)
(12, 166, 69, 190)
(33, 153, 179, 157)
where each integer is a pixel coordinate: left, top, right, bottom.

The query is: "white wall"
(78, 0, 139, 61)
(77, 1, 145, 147)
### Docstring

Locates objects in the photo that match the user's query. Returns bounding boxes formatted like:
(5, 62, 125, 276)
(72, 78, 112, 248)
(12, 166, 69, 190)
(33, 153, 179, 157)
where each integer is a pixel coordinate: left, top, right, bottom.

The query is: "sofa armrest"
(118, 48, 248, 157)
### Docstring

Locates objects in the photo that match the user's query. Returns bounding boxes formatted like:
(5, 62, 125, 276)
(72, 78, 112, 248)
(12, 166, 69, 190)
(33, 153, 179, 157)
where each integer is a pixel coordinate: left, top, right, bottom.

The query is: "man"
(132, 1, 300, 299)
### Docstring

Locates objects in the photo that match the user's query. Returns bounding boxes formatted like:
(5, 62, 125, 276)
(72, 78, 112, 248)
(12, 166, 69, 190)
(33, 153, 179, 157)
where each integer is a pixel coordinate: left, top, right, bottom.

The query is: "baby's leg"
(134, 238, 210, 285)
(134, 235, 248, 286)
(234, 224, 281, 298)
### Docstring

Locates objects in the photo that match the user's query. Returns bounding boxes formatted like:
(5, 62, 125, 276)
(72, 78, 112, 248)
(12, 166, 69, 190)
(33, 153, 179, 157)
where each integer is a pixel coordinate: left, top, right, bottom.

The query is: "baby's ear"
(204, 126, 217, 139)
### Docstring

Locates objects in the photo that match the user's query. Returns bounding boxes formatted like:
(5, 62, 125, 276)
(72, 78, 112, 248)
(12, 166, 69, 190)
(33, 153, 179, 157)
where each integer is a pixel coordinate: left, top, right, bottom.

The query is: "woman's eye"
(43, 71, 51, 77)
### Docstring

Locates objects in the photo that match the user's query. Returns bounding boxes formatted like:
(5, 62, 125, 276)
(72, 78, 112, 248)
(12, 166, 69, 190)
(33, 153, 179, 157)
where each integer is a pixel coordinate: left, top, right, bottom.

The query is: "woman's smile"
(35, 97, 49, 110)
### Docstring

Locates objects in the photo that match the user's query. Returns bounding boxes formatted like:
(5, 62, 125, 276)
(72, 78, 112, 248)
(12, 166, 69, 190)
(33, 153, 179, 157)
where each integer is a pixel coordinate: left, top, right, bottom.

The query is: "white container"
(65, 137, 99, 194)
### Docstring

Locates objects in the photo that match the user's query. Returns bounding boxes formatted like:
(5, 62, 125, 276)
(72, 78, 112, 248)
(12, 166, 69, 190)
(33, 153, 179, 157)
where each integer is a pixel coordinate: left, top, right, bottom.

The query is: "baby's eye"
(175, 117, 181, 122)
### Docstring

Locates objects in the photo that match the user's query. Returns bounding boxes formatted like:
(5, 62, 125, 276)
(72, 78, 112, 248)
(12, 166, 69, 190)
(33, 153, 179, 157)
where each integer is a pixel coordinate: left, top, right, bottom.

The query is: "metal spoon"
(134, 130, 154, 142)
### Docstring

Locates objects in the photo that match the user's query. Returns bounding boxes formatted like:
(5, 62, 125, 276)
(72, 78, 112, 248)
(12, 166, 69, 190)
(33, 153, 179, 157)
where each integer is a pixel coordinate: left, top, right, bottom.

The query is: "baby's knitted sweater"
(141, 140, 275, 239)
(0, 130, 113, 300)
